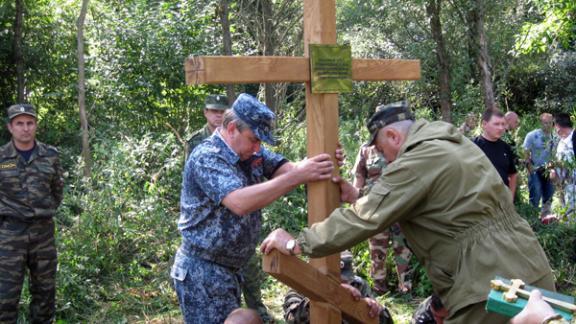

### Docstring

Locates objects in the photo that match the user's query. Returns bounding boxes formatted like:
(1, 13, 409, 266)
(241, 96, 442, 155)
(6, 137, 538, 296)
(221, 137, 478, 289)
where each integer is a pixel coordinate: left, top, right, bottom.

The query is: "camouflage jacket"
(0, 140, 64, 221)
(178, 130, 287, 269)
(351, 144, 387, 189)
(187, 124, 212, 155)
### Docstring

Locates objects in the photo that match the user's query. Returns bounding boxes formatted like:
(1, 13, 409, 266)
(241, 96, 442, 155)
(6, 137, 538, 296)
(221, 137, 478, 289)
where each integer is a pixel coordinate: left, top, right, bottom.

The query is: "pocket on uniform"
(170, 264, 188, 282)
(355, 183, 391, 218)
(428, 261, 454, 295)
(0, 169, 20, 187)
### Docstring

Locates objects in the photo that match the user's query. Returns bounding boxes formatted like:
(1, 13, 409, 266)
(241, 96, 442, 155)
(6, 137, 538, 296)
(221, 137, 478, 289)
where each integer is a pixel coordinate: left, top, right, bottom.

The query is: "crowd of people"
(460, 109, 576, 223)
(2, 94, 573, 324)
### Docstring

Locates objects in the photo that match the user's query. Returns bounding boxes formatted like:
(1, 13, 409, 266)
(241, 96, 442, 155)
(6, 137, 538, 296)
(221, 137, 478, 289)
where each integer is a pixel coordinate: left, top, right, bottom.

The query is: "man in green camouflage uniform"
(185, 94, 273, 323)
(282, 251, 393, 324)
(352, 141, 413, 295)
(186, 94, 229, 158)
(0, 104, 64, 323)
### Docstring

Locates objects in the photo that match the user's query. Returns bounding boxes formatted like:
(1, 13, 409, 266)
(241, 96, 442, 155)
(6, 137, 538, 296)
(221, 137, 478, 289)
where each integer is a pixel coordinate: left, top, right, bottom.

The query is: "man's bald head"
(504, 111, 519, 130)
(224, 308, 263, 324)
(540, 113, 554, 133)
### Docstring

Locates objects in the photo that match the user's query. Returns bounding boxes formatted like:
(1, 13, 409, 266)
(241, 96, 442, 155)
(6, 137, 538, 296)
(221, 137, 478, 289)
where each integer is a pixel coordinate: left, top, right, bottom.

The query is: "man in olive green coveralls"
(262, 101, 555, 323)
(186, 94, 273, 323)
(0, 104, 64, 323)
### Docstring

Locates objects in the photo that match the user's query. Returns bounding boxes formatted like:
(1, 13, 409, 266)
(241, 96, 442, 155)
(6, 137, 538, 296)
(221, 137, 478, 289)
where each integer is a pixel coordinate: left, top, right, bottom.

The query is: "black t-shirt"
(473, 136, 517, 186)
(16, 144, 36, 162)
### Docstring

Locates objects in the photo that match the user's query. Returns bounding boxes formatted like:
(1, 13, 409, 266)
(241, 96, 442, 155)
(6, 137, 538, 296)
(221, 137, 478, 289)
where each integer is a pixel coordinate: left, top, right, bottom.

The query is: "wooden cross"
(185, 1, 420, 322)
(503, 279, 525, 303)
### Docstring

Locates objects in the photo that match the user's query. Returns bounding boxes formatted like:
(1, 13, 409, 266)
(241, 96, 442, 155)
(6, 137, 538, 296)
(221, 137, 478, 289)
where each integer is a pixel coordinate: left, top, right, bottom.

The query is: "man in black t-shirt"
(474, 109, 518, 199)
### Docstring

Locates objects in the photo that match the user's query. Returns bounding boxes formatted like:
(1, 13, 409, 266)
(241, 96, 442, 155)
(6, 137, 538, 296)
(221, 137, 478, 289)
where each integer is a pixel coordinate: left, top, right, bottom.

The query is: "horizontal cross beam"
(185, 56, 420, 85)
(263, 250, 378, 324)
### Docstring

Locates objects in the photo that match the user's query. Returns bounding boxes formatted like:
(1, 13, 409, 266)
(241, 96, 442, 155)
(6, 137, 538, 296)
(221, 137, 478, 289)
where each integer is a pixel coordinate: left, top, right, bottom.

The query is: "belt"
(178, 245, 241, 273)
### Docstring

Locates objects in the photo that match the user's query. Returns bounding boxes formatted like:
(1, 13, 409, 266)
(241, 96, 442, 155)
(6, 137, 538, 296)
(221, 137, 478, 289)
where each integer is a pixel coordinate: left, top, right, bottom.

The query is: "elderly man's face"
(374, 128, 404, 163)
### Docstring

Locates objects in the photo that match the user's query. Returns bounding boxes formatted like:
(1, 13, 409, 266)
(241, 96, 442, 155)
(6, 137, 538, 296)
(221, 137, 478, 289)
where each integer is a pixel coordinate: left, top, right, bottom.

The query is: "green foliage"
(54, 133, 183, 321)
(87, 1, 218, 136)
(514, 0, 576, 54)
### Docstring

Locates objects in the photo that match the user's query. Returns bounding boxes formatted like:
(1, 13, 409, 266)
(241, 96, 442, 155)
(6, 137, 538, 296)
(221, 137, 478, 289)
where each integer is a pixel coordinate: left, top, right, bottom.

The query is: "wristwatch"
(542, 314, 566, 324)
(286, 239, 297, 256)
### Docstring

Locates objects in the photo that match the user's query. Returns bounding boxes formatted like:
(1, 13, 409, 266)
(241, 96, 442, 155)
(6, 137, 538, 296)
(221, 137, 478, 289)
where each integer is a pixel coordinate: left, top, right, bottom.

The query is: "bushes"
(54, 133, 183, 321)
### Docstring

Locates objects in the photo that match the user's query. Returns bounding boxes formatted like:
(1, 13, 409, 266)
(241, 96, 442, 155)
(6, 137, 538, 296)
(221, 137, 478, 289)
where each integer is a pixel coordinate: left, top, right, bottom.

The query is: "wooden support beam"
(185, 56, 308, 84)
(263, 250, 378, 324)
(352, 58, 420, 81)
(184, 56, 420, 85)
(303, 1, 342, 322)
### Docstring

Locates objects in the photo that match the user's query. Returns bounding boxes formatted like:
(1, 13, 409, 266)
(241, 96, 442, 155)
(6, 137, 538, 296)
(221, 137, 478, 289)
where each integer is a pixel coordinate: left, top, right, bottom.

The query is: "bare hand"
(341, 283, 362, 301)
(332, 176, 359, 203)
(294, 154, 334, 183)
(340, 284, 381, 318)
(363, 297, 383, 318)
(335, 143, 346, 167)
(260, 228, 299, 255)
(510, 290, 556, 324)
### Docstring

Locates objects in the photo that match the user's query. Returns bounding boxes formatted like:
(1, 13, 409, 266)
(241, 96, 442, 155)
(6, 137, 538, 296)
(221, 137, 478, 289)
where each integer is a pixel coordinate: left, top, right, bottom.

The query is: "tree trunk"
(426, 0, 452, 122)
(77, 0, 91, 178)
(469, 0, 496, 110)
(14, 0, 25, 102)
(261, 0, 276, 112)
(218, 0, 236, 103)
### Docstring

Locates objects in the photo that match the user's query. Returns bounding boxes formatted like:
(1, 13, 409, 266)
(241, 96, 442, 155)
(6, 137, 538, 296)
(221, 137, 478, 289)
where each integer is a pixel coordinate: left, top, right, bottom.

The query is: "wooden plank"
(263, 250, 378, 324)
(303, 0, 341, 323)
(352, 59, 421, 80)
(184, 56, 308, 84)
(184, 56, 421, 84)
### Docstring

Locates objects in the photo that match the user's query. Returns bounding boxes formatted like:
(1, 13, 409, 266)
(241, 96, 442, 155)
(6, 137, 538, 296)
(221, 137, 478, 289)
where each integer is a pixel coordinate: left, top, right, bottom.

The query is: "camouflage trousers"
(369, 223, 412, 293)
(283, 289, 394, 324)
(239, 253, 273, 323)
(171, 249, 241, 324)
(0, 217, 57, 324)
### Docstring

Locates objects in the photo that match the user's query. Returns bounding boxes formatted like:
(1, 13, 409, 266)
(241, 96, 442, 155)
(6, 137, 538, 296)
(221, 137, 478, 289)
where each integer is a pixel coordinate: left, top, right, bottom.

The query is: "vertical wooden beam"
(303, 0, 341, 323)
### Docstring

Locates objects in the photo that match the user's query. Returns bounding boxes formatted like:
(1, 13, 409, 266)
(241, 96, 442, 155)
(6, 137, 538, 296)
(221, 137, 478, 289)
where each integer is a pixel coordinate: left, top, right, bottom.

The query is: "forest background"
(0, 0, 575, 322)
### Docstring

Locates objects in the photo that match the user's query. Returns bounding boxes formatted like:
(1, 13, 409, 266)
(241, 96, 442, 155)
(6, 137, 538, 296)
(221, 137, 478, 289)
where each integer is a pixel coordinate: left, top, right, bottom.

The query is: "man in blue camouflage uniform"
(0, 104, 64, 323)
(172, 93, 336, 323)
(185, 94, 274, 323)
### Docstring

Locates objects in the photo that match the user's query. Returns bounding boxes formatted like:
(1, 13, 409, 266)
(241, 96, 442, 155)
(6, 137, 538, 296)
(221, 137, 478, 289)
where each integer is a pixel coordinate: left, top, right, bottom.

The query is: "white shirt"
(556, 129, 575, 181)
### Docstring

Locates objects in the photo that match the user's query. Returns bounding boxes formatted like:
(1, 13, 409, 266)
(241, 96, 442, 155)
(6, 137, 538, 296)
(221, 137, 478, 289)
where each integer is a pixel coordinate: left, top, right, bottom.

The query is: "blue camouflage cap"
(232, 93, 276, 145)
(367, 100, 414, 145)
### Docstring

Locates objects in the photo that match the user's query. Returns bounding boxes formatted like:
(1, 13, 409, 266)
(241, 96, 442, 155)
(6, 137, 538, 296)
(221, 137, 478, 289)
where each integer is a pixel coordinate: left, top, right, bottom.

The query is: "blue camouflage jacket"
(178, 130, 287, 269)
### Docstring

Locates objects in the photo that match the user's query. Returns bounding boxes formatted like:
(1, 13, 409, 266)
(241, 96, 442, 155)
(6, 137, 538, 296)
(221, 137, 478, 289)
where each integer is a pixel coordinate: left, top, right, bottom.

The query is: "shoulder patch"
(0, 161, 17, 169)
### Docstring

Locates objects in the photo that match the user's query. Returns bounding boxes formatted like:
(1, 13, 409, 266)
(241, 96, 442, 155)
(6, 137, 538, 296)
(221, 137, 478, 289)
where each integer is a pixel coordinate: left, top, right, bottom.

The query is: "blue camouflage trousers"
(0, 217, 57, 324)
(171, 249, 241, 324)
